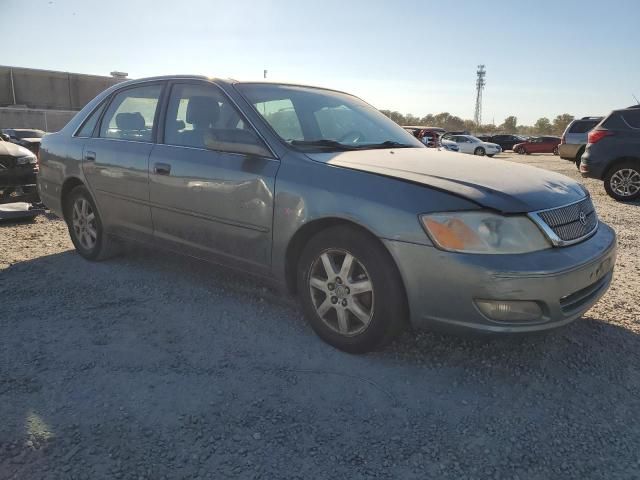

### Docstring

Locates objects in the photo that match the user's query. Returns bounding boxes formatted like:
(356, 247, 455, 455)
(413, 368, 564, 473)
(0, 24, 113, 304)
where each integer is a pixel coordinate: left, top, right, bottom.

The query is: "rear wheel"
(552, 146, 559, 155)
(604, 162, 640, 201)
(474, 147, 486, 156)
(297, 226, 406, 353)
(65, 185, 120, 260)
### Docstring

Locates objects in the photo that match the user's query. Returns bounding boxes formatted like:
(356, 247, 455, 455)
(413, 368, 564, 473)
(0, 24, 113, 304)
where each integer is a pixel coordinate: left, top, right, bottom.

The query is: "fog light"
(475, 300, 542, 323)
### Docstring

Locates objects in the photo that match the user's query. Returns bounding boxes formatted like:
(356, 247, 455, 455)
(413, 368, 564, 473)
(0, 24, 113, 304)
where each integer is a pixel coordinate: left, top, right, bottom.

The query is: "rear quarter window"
(569, 120, 598, 134)
(621, 109, 640, 129)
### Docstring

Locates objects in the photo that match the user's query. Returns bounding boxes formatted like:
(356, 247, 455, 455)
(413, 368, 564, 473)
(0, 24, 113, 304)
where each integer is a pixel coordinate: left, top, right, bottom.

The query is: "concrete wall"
(0, 66, 123, 131)
(0, 107, 78, 132)
(0, 66, 121, 110)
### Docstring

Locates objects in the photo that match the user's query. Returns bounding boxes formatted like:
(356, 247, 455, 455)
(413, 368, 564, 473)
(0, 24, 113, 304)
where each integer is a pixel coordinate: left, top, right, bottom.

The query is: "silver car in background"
(38, 76, 616, 353)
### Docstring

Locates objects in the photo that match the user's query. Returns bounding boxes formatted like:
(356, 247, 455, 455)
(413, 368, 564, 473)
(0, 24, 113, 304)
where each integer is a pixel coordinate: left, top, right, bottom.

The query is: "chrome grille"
(531, 197, 598, 246)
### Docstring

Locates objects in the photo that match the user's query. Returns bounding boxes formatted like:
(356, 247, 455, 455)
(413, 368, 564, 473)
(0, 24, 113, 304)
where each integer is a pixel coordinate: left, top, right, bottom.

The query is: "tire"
(474, 147, 486, 156)
(604, 161, 640, 202)
(64, 185, 120, 260)
(573, 147, 585, 168)
(553, 146, 559, 155)
(515, 147, 523, 155)
(487, 154, 495, 157)
(297, 226, 407, 353)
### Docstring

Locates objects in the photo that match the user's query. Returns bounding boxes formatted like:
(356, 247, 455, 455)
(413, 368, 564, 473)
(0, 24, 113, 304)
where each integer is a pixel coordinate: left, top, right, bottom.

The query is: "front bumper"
(384, 222, 616, 333)
(0, 166, 40, 205)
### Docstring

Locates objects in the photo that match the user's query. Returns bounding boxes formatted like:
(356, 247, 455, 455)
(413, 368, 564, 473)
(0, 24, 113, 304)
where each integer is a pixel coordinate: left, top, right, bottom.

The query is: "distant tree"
(534, 117, 552, 135)
(432, 112, 465, 131)
(420, 114, 435, 126)
(380, 110, 405, 125)
(500, 116, 518, 133)
(552, 113, 574, 135)
(463, 119, 477, 132)
(480, 124, 498, 134)
(404, 114, 421, 126)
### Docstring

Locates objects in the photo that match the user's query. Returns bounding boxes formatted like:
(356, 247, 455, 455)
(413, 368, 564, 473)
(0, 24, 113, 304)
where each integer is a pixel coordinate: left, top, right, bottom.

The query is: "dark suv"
(581, 106, 640, 201)
(486, 134, 525, 152)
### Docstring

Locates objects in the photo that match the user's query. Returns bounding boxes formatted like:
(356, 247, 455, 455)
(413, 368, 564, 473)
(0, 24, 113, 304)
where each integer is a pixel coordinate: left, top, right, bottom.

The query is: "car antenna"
(633, 93, 640, 105)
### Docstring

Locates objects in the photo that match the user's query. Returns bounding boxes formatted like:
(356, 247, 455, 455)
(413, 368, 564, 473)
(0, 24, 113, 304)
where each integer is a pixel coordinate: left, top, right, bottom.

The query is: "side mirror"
(204, 129, 273, 158)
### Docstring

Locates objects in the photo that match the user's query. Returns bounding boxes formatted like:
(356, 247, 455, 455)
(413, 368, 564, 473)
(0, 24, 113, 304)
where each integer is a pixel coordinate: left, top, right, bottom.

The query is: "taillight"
(588, 129, 614, 144)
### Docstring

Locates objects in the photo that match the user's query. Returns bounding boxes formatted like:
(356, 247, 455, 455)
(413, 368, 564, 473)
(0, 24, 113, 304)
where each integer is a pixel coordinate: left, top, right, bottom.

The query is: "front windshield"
(236, 83, 423, 151)
(15, 130, 44, 139)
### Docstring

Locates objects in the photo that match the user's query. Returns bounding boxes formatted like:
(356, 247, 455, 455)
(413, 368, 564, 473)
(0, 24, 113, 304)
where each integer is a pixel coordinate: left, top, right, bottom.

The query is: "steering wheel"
(337, 130, 365, 144)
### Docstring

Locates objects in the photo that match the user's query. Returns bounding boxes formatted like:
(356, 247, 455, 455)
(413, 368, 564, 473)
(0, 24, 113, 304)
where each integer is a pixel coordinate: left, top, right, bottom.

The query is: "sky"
(3, 0, 640, 125)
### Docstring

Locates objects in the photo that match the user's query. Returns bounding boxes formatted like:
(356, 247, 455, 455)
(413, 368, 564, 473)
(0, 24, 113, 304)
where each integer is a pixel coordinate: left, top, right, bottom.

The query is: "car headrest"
(115, 112, 145, 130)
(186, 96, 220, 128)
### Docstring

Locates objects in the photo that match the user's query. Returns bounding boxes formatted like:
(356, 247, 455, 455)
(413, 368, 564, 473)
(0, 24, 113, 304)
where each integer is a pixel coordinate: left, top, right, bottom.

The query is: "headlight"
(420, 211, 551, 254)
(16, 155, 37, 165)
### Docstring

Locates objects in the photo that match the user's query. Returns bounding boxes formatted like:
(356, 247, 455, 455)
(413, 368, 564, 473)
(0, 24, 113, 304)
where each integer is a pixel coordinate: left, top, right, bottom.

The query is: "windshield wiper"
(353, 140, 417, 149)
(290, 139, 359, 151)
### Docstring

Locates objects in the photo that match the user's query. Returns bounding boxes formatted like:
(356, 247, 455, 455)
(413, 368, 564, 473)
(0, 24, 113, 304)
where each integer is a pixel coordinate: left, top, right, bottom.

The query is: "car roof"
(113, 76, 365, 102)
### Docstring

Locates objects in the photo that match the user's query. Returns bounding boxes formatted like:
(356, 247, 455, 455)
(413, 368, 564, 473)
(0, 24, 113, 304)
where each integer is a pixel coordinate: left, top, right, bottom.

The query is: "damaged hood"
(307, 148, 586, 213)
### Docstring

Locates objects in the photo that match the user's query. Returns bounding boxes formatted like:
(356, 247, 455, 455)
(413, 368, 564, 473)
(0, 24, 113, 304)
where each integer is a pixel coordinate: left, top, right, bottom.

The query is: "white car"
(440, 139, 460, 152)
(443, 134, 502, 157)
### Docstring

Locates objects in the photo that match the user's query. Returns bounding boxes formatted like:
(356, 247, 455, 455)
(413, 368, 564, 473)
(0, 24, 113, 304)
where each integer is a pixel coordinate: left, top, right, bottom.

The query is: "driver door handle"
(154, 162, 171, 175)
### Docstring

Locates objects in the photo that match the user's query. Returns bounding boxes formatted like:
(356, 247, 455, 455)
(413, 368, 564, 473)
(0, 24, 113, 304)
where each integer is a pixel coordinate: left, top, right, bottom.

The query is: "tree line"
(379, 110, 575, 136)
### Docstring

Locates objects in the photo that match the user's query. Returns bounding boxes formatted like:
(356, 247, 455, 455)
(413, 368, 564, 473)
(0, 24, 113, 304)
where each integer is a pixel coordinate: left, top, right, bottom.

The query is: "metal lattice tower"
(474, 65, 486, 126)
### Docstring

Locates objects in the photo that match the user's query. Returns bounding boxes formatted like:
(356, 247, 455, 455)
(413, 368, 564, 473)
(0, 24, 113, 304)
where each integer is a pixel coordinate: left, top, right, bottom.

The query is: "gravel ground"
(1, 153, 639, 479)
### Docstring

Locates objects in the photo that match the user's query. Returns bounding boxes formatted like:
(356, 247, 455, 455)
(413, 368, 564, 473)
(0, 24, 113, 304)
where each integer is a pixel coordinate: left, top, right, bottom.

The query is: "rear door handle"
(154, 162, 171, 175)
(84, 150, 96, 161)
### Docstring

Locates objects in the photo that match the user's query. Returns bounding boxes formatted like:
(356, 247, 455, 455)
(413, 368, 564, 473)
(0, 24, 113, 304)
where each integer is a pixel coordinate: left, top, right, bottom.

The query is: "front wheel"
(65, 185, 119, 260)
(604, 162, 640, 201)
(297, 226, 407, 353)
(474, 147, 486, 156)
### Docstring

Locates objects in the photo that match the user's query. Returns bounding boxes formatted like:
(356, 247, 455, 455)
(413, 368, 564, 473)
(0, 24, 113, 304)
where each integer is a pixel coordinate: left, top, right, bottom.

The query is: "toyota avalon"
(37, 76, 616, 353)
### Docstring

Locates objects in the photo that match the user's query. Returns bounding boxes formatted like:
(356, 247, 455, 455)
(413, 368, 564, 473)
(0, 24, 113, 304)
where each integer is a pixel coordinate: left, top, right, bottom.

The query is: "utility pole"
(474, 65, 486, 126)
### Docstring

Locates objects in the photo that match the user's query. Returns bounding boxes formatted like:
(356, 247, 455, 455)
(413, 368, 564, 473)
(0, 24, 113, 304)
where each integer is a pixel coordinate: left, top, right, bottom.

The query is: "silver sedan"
(37, 76, 616, 353)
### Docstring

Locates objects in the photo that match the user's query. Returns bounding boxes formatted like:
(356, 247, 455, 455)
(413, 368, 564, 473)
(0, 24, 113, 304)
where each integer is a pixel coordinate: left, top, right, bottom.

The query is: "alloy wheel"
(610, 168, 640, 197)
(71, 197, 98, 250)
(308, 249, 374, 336)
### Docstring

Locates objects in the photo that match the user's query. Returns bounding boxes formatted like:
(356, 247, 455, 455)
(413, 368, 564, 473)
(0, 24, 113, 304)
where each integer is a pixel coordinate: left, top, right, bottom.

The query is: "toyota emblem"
(579, 211, 587, 226)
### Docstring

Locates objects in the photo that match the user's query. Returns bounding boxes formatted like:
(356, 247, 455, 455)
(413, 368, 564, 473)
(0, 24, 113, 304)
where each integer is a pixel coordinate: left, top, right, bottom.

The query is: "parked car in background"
(559, 117, 603, 167)
(0, 134, 40, 205)
(487, 134, 527, 152)
(403, 126, 459, 151)
(38, 76, 616, 353)
(1, 128, 46, 155)
(514, 136, 561, 155)
(441, 134, 501, 156)
(581, 106, 640, 201)
(440, 139, 460, 152)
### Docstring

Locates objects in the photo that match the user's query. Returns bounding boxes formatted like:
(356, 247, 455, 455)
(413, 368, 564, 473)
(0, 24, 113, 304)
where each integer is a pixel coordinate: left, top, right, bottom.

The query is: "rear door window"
(99, 84, 162, 142)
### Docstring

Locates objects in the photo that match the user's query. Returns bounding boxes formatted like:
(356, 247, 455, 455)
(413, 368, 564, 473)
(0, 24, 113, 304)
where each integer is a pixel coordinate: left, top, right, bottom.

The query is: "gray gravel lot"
(1, 153, 639, 479)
